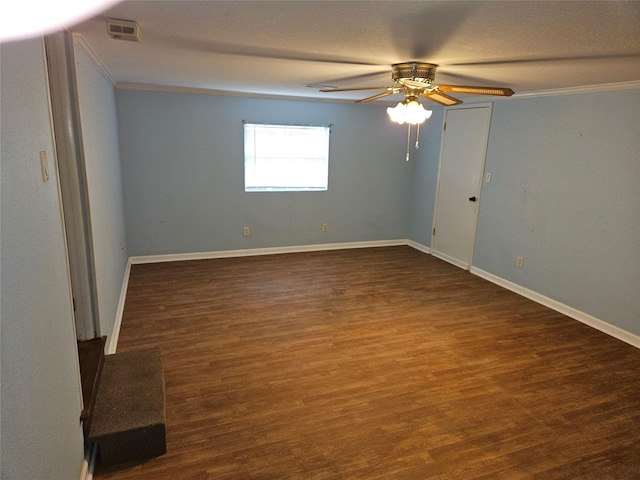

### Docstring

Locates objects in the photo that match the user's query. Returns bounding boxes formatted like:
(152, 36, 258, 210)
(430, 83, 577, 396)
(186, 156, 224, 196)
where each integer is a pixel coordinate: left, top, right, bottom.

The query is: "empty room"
(1, 1, 639, 479)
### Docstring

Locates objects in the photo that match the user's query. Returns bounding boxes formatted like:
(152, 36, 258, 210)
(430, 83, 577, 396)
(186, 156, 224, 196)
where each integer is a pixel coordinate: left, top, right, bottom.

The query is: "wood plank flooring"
(95, 246, 640, 479)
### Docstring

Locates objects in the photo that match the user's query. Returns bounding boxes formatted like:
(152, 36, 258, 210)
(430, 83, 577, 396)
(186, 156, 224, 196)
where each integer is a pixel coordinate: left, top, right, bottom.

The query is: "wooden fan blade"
(319, 86, 394, 92)
(437, 85, 514, 96)
(421, 91, 462, 106)
(356, 90, 398, 103)
(401, 79, 432, 89)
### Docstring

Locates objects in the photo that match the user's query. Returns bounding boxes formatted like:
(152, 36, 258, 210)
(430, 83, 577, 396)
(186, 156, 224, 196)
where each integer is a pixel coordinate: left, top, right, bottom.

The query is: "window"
(244, 123, 330, 192)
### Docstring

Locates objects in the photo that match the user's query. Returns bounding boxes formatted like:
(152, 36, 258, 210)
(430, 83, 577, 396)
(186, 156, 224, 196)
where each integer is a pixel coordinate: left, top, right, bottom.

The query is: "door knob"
(469, 196, 477, 202)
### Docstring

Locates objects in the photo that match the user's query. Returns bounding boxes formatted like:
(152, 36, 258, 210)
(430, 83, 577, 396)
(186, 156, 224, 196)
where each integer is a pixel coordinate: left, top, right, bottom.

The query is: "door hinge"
(443, 122, 446, 131)
(433, 227, 436, 236)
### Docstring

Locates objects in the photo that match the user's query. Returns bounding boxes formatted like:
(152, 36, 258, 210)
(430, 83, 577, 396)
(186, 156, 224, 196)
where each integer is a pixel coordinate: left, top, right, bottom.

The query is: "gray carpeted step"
(87, 347, 167, 465)
(78, 336, 107, 438)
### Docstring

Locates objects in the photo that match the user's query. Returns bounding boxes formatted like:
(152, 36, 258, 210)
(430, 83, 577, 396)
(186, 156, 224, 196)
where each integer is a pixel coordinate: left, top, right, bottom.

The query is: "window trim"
(243, 122, 331, 192)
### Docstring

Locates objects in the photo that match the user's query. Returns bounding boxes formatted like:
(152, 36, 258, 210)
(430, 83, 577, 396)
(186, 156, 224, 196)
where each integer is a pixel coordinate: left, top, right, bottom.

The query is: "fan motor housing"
(392, 62, 437, 84)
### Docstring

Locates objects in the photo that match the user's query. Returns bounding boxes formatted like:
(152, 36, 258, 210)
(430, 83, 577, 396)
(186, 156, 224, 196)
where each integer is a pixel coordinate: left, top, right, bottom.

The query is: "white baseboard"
(78, 441, 98, 480)
(129, 239, 409, 264)
(78, 455, 88, 480)
(106, 259, 131, 355)
(470, 266, 640, 349)
(430, 249, 469, 270)
(406, 240, 431, 255)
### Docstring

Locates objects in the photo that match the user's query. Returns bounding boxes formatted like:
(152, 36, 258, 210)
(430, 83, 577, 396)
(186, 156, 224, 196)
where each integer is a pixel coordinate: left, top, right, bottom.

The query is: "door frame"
(45, 31, 100, 340)
(431, 102, 493, 270)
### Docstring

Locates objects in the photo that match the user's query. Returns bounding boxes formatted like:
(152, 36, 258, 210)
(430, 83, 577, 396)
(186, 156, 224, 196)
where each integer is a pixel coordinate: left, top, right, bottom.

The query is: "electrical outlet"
(322, 223, 328, 232)
(516, 256, 523, 267)
(243, 227, 250, 237)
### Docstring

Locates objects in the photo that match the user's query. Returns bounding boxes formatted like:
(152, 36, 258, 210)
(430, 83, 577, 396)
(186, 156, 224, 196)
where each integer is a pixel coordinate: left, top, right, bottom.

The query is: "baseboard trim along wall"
(128, 239, 409, 265)
(430, 249, 469, 270)
(112, 241, 637, 369)
(406, 240, 431, 255)
(78, 454, 89, 480)
(107, 259, 132, 355)
(79, 442, 99, 480)
(470, 266, 640, 349)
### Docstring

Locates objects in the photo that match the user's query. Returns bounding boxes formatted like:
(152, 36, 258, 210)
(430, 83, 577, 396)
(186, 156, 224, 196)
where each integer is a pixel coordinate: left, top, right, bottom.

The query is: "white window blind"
(244, 123, 330, 192)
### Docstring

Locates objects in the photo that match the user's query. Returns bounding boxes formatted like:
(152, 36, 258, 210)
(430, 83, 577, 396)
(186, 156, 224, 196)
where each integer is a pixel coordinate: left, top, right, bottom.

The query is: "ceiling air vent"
(106, 19, 141, 42)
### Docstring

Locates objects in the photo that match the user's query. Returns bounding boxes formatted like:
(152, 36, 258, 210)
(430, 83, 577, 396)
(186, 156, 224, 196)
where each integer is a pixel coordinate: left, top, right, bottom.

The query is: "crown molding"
(116, 79, 640, 105)
(115, 82, 362, 105)
(512, 80, 640, 99)
(72, 32, 116, 85)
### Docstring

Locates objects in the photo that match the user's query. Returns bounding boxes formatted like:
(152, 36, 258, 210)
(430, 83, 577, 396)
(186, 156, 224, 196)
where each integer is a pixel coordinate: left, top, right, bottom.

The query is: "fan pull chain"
(406, 124, 411, 161)
(405, 124, 423, 161)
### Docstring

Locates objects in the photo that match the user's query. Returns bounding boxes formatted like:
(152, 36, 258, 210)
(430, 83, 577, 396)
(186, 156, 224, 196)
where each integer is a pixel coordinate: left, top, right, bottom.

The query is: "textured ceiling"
(71, 0, 640, 103)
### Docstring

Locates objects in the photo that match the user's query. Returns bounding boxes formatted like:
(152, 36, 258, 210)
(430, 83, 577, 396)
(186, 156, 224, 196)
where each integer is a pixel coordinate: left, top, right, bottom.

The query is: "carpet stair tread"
(87, 347, 167, 465)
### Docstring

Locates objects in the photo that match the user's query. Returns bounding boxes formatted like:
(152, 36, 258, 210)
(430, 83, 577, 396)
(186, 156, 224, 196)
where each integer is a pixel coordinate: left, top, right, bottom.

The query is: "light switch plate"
(40, 151, 50, 182)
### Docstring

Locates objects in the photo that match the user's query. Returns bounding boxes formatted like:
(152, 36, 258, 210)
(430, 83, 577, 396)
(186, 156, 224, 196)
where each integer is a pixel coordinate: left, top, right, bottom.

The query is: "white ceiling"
(71, 1, 640, 104)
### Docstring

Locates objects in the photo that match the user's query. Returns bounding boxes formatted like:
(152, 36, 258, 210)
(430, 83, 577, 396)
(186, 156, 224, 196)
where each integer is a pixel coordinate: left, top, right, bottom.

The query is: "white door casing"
(431, 103, 493, 269)
(45, 31, 100, 340)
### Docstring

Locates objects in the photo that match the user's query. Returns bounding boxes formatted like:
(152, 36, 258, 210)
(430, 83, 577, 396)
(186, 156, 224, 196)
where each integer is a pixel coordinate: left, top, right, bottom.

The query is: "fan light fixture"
(387, 96, 433, 161)
(320, 61, 514, 161)
(387, 99, 432, 125)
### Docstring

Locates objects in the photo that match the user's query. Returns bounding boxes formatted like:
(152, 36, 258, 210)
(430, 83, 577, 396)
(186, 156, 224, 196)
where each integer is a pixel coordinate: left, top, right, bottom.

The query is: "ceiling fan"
(320, 62, 514, 106)
(320, 62, 514, 161)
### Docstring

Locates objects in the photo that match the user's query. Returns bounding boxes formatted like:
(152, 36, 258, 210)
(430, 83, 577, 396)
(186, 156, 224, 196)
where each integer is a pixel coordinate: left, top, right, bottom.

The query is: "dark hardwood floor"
(95, 246, 640, 479)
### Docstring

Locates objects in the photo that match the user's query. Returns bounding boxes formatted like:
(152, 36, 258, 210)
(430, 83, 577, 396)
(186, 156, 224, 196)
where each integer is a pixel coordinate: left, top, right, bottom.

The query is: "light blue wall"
(408, 106, 444, 246)
(474, 89, 640, 335)
(116, 90, 421, 256)
(75, 44, 128, 343)
(1, 38, 85, 479)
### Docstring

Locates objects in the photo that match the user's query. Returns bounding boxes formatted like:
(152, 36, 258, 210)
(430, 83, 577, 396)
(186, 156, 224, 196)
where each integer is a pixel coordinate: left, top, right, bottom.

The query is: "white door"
(431, 103, 493, 269)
